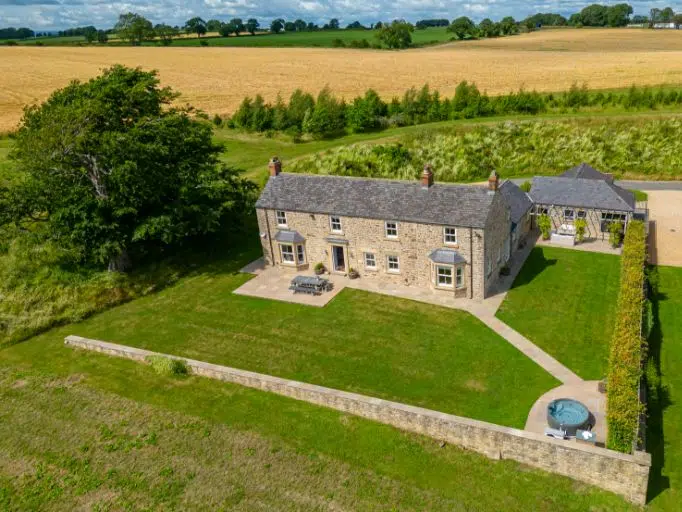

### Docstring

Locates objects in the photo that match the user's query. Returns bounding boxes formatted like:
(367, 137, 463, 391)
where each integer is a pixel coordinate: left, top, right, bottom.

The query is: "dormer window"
(330, 216, 342, 233)
(276, 211, 287, 227)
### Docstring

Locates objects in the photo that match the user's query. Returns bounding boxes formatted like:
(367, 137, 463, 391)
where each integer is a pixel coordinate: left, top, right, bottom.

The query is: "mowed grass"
(5, 28, 682, 131)
(496, 246, 621, 380)
(4, 240, 557, 428)
(647, 266, 682, 509)
(0, 348, 632, 510)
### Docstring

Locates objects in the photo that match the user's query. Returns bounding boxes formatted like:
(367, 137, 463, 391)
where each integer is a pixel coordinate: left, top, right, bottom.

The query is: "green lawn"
(496, 246, 621, 380)
(2, 239, 556, 428)
(646, 266, 682, 509)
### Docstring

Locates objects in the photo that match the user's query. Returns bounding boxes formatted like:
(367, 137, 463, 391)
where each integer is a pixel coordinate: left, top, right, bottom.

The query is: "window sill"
(444, 243, 459, 248)
(364, 267, 378, 272)
(387, 270, 401, 275)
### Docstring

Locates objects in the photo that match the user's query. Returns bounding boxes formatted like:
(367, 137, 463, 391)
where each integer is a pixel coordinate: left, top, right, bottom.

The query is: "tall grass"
(288, 118, 682, 181)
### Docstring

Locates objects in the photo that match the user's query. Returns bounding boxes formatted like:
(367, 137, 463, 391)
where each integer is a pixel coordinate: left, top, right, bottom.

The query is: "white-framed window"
(602, 212, 626, 221)
(387, 255, 400, 273)
(444, 227, 457, 245)
(577, 210, 587, 219)
(330, 216, 342, 233)
(280, 244, 294, 263)
(437, 266, 453, 287)
(364, 252, 376, 269)
(564, 209, 575, 220)
(537, 206, 549, 215)
(276, 211, 287, 227)
(456, 267, 464, 288)
(296, 244, 305, 265)
(385, 221, 398, 238)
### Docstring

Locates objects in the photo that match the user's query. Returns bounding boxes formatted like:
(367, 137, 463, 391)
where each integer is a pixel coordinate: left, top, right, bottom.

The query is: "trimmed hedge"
(606, 220, 647, 453)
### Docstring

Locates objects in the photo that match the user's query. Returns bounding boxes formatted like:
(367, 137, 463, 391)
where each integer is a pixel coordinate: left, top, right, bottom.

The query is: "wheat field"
(2, 28, 682, 132)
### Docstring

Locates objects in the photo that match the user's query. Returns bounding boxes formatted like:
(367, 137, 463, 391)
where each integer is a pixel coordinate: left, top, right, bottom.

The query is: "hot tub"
(547, 398, 590, 436)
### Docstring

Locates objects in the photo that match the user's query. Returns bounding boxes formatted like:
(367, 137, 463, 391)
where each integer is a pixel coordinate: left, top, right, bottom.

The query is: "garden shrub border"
(606, 220, 647, 453)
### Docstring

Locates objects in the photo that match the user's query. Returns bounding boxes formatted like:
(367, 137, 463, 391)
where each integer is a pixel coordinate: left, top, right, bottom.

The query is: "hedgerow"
(606, 220, 647, 453)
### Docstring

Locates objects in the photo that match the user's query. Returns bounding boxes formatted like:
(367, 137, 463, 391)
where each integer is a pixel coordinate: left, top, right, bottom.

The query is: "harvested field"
(3, 28, 682, 131)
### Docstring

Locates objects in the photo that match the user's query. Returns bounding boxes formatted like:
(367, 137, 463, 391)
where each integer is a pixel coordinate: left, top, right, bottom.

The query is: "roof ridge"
(277, 172, 488, 190)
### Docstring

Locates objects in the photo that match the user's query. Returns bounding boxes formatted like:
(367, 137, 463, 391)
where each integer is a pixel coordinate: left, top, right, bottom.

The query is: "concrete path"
(476, 312, 583, 385)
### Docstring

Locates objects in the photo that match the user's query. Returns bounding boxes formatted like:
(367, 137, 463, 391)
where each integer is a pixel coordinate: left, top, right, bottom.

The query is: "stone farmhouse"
(255, 159, 634, 300)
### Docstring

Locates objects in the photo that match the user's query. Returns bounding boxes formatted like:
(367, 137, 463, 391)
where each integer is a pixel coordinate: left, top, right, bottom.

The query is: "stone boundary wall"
(65, 335, 651, 505)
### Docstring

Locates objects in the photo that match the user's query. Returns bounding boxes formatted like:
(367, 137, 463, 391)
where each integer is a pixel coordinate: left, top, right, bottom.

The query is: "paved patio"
(525, 381, 607, 447)
(535, 234, 622, 255)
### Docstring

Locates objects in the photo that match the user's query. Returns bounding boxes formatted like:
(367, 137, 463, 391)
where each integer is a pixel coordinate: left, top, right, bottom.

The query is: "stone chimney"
(268, 157, 282, 177)
(421, 164, 434, 189)
(488, 170, 499, 194)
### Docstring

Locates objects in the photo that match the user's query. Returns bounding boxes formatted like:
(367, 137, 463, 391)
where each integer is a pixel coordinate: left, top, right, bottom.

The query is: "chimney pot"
(421, 164, 434, 189)
(488, 170, 499, 194)
(268, 157, 282, 177)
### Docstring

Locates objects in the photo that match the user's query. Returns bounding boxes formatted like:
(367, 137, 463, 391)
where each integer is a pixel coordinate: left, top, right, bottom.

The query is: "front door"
(332, 245, 346, 272)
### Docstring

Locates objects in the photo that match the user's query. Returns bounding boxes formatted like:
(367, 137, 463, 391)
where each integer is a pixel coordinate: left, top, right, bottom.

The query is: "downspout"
(469, 227, 474, 299)
(263, 208, 275, 266)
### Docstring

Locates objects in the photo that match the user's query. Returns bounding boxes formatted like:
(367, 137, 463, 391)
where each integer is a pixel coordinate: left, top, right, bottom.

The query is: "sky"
(0, 0, 677, 31)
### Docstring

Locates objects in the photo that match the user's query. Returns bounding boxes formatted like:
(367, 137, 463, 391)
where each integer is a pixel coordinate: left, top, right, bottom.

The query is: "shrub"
(575, 218, 587, 243)
(146, 355, 189, 376)
(519, 181, 531, 193)
(606, 221, 647, 453)
(538, 214, 552, 240)
(314, 262, 326, 274)
(609, 221, 624, 248)
(331, 38, 346, 48)
(5, 41, 18, 46)
(212, 113, 223, 127)
(200, 40, 209, 46)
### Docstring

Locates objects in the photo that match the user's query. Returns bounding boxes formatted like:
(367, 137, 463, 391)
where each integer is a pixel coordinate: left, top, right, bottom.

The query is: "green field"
(3, 237, 556, 428)
(2, 27, 452, 49)
(496, 247, 621, 380)
(646, 266, 682, 508)
(0, 334, 631, 510)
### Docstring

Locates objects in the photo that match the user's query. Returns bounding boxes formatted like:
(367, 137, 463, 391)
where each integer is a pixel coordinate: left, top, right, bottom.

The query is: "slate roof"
(560, 163, 612, 181)
(498, 180, 533, 224)
(256, 173, 498, 229)
(530, 176, 635, 212)
(428, 248, 467, 265)
(274, 230, 305, 243)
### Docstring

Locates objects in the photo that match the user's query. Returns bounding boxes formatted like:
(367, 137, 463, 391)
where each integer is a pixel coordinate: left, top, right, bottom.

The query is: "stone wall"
(65, 335, 651, 505)
(257, 207, 496, 300)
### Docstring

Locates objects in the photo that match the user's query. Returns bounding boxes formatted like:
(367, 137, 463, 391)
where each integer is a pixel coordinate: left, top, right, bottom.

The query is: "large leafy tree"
(185, 17, 207, 37)
(376, 20, 413, 49)
(6, 66, 255, 272)
(447, 17, 477, 39)
(246, 18, 260, 35)
(115, 12, 154, 45)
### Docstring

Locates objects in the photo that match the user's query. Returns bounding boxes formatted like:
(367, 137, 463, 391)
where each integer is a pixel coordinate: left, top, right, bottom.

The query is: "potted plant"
(575, 218, 587, 243)
(538, 214, 552, 240)
(314, 262, 326, 275)
(348, 267, 359, 279)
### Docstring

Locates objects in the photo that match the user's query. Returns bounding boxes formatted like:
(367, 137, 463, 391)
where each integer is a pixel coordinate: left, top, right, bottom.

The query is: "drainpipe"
(469, 227, 474, 299)
(263, 208, 275, 266)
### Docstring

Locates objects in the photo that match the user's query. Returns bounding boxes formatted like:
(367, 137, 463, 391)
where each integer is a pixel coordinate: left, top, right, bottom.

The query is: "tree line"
(7, 3, 677, 44)
(224, 82, 682, 139)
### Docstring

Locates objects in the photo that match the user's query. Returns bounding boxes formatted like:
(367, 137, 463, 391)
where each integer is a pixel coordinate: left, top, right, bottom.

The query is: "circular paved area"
(525, 380, 607, 447)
